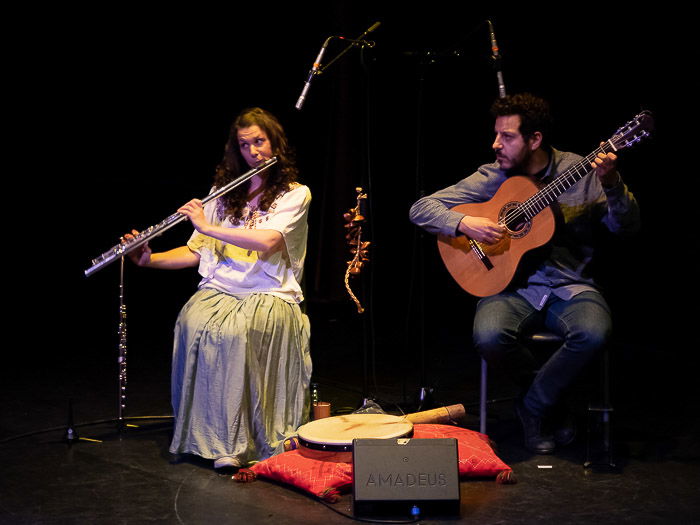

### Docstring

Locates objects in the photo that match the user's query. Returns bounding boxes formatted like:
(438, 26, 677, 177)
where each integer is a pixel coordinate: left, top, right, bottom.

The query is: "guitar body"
(437, 176, 555, 297)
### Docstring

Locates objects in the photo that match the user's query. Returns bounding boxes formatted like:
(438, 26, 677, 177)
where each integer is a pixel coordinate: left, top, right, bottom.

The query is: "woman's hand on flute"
(123, 230, 152, 267)
(178, 199, 210, 234)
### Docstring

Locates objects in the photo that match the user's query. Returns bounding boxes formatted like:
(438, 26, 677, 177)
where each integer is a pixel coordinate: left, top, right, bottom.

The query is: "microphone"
(486, 20, 506, 98)
(362, 21, 381, 36)
(487, 20, 500, 60)
(295, 36, 333, 110)
(294, 23, 380, 110)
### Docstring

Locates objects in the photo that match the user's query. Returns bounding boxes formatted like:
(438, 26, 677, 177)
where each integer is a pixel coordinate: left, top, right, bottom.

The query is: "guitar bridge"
(469, 240, 493, 270)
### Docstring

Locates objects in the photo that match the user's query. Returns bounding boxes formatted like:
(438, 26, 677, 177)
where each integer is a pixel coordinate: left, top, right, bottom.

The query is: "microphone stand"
(296, 23, 380, 409)
(405, 20, 506, 412)
(358, 40, 377, 408)
(401, 49, 460, 412)
(407, 50, 442, 412)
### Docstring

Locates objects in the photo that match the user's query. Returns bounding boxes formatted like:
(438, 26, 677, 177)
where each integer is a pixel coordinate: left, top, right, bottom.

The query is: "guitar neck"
(520, 141, 616, 220)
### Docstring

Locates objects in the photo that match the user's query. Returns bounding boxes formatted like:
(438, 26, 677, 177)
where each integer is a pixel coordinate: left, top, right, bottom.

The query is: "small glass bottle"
(310, 382, 319, 408)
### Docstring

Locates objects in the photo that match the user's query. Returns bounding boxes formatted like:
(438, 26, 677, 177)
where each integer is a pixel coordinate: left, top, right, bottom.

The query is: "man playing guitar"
(410, 93, 641, 454)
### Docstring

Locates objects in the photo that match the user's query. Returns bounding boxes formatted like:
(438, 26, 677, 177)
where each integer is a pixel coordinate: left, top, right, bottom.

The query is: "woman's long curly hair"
(213, 107, 299, 223)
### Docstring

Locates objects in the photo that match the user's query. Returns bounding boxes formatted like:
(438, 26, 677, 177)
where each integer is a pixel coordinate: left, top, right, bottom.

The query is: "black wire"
(317, 496, 422, 524)
(0, 415, 173, 445)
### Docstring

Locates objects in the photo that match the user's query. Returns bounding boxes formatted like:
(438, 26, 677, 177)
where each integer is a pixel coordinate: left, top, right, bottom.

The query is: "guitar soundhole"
(500, 201, 531, 239)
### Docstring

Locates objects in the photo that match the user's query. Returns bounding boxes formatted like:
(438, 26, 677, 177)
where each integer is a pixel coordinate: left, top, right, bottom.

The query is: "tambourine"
(295, 414, 414, 452)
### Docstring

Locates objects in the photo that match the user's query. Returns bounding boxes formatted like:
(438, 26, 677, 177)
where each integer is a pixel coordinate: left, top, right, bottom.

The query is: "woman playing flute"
(126, 107, 312, 469)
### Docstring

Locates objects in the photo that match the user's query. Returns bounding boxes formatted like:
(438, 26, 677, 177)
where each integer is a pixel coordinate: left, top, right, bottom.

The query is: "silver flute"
(84, 157, 278, 277)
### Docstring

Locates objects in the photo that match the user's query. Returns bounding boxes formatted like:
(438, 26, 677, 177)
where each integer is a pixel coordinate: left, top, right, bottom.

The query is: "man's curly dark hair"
(213, 107, 299, 223)
(490, 93, 553, 148)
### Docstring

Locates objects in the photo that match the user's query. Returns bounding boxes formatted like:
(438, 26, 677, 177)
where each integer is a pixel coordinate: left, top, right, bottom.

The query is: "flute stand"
(61, 258, 131, 445)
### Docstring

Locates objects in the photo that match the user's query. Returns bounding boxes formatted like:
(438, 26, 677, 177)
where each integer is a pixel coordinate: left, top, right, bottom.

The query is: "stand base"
(584, 404, 615, 469)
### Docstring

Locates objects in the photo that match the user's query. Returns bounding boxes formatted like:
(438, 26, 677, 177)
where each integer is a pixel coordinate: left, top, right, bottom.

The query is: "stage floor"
(2, 303, 698, 524)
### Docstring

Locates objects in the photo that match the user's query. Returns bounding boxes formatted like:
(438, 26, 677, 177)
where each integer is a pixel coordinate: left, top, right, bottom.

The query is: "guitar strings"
(500, 145, 608, 229)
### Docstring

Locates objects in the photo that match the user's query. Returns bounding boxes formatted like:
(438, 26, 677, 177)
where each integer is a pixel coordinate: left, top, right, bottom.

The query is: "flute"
(84, 157, 278, 277)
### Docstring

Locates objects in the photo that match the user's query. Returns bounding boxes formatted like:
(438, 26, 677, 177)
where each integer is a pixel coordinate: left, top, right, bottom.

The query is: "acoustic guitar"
(437, 111, 653, 297)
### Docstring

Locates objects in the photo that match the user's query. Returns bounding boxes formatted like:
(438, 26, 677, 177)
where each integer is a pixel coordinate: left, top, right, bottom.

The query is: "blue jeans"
(473, 291, 612, 417)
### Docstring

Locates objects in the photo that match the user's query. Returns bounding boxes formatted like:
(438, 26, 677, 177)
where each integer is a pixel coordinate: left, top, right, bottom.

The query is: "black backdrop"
(12, 5, 687, 405)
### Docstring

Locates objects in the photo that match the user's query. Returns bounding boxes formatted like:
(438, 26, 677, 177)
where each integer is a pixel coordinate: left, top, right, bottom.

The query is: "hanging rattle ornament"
(343, 187, 369, 313)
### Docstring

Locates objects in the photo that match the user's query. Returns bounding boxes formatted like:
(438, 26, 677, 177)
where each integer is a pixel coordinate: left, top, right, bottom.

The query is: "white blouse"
(187, 184, 311, 303)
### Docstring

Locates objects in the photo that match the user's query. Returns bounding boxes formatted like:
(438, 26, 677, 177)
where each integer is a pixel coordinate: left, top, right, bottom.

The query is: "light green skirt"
(169, 288, 311, 466)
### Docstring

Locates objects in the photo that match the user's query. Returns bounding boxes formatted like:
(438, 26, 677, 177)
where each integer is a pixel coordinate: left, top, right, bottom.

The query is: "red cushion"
(236, 447, 353, 502)
(234, 424, 514, 500)
(412, 424, 513, 479)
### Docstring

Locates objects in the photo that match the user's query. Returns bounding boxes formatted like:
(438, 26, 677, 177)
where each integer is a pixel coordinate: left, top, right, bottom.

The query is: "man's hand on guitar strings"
(458, 215, 506, 244)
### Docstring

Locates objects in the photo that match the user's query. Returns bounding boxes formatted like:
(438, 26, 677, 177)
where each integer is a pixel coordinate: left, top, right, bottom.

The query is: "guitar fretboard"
(517, 141, 616, 221)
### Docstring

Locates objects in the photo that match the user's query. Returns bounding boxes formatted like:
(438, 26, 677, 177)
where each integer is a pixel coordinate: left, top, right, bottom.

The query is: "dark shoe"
(169, 453, 186, 464)
(515, 399, 555, 454)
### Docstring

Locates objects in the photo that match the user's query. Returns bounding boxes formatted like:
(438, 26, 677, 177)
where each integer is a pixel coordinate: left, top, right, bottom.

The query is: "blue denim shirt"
(409, 148, 641, 309)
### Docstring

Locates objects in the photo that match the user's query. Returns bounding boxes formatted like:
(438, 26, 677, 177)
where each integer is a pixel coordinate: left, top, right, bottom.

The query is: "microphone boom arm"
(320, 22, 380, 74)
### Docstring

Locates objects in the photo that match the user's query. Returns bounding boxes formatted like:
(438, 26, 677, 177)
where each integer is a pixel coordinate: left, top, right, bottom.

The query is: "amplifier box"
(352, 438, 460, 518)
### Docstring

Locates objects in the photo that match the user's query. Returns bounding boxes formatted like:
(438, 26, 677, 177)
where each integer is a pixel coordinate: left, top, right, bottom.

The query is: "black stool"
(478, 331, 614, 467)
